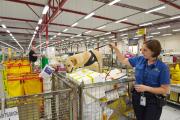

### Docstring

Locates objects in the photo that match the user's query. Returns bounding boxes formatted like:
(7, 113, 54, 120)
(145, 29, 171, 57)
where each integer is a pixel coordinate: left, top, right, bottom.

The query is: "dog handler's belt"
(84, 50, 98, 67)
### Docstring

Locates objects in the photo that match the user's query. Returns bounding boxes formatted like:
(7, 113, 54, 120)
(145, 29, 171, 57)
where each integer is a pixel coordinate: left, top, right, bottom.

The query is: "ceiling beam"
(26, 4, 40, 18)
(93, 0, 170, 18)
(0, 16, 110, 33)
(61, 8, 138, 26)
(159, 0, 180, 9)
(5, 0, 138, 26)
(39, 0, 68, 33)
(0, 26, 92, 37)
(5, 0, 45, 7)
(0, 31, 33, 36)
(116, 19, 180, 35)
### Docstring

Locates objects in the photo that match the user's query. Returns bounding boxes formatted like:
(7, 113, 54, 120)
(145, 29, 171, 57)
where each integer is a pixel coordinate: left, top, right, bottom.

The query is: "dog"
(65, 50, 102, 73)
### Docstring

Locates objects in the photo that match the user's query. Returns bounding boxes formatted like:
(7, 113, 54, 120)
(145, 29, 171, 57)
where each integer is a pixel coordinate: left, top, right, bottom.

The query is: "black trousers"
(132, 91, 163, 120)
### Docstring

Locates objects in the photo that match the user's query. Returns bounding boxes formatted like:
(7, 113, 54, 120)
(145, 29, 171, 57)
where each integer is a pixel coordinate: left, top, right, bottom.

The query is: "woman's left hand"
(135, 84, 150, 92)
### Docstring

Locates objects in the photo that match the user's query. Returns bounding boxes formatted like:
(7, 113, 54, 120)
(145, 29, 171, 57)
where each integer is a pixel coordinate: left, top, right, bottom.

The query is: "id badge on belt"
(140, 93, 146, 106)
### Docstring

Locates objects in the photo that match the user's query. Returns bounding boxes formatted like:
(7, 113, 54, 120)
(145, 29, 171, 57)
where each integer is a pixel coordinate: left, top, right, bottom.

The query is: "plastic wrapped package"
(46, 47, 56, 58)
(67, 68, 105, 84)
(39, 65, 54, 79)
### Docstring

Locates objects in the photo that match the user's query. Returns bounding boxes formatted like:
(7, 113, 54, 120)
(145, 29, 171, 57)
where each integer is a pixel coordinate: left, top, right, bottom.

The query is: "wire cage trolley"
(0, 89, 77, 120)
(54, 73, 135, 120)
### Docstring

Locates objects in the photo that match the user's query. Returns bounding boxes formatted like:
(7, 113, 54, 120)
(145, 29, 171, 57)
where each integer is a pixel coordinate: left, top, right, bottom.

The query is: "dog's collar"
(84, 50, 98, 67)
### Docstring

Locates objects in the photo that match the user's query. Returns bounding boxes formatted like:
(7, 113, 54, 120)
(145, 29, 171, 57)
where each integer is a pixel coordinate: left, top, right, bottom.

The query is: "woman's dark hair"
(143, 39, 162, 57)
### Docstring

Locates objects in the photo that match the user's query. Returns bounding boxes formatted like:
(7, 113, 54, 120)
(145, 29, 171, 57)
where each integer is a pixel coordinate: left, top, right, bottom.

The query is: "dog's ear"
(71, 58, 77, 65)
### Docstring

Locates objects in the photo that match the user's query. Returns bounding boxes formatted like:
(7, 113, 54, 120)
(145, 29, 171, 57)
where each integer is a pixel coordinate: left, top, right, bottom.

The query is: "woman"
(109, 39, 170, 120)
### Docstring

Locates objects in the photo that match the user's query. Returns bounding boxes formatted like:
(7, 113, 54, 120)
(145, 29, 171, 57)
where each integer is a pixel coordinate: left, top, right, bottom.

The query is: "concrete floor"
(160, 105, 180, 120)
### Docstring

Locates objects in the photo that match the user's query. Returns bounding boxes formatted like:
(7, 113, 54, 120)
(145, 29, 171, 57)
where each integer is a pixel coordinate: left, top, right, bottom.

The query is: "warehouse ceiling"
(0, 0, 180, 51)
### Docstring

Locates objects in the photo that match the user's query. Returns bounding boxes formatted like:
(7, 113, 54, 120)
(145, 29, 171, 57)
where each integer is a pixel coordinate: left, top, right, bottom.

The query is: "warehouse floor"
(160, 106, 180, 120)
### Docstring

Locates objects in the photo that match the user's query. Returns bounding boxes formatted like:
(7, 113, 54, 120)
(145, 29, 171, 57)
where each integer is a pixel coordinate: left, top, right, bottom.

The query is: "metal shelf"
(167, 100, 180, 107)
(170, 84, 180, 93)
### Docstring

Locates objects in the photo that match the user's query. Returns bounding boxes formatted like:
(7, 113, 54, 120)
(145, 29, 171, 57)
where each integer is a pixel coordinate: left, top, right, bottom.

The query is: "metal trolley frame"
(54, 73, 135, 120)
(0, 73, 78, 120)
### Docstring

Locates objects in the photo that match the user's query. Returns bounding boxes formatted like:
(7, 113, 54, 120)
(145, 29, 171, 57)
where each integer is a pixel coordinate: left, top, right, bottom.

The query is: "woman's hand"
(135, 84, 150, 92)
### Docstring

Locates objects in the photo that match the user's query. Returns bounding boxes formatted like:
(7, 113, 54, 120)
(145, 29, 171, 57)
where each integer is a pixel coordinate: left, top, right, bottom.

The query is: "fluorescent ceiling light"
(71, 22, 78, 27)
(146, 36, 154, 38)
(48, 42, 59, 47)
(84, 12, 95, 19)
(6, 30, 10, 33)
(65, 38, 69, 40)
(85, 31, 92, 34)
(170, 15, 180, 20)
(63, 28, 68, 32)
(34, 31, 37, 34)
(162, 33, 172, 36)
(133, 37, 139, 40)
(97, 25, 106, 30)
(36, 42, 46, 48)
(0, 41, 18, 50)
(157, 25, 170, 29)
(35, 26, 39, 30)
(145, 5, 166, 14)
(0, 45, 8, 48)
(100, 37, 104, 40)
(172, 29, 180, 32)
(139, 22, 153, 26)
(12, 37, 23, 50)
(135, 34, 142, 37)
(109, 36, 115, 38)
(10, 33, 13, 36)
(115, 18, 128, 23)
(76, 34, 81, 37)
(94, 34, 100, 37)
(57, 32, 61, 35)
(104, 32, 111, 35)
(42, 5, 49, 14)
(122, 36, 128, 39)
(118, 28, 128, 32)
(53, 35, 57, 38)
(71, 36, 74, 39)
(28, 37, 35, 50)
(16, 41, 23, 50)
(38, 19, 42, 24)
(1, 24, 7, 29)
(120, 33, 128, 36)
(151, 32, 160, 35)
(108, 0, 121, 6)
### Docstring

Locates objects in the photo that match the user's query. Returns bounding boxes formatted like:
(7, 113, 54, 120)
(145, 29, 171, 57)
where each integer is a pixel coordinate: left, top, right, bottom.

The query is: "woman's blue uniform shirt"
(129, 56, 170, 87)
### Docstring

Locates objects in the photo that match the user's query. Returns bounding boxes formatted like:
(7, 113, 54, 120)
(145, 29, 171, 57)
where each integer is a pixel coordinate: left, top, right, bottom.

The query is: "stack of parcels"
(67, 68, 105, 84)
(67, 68, 127, 84)
(104, 68, 127, 80)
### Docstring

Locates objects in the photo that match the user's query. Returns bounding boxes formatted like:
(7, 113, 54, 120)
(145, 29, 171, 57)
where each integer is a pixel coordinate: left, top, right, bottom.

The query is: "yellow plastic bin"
(23, 78, 42, 95)
(7, 80, 24, 97)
